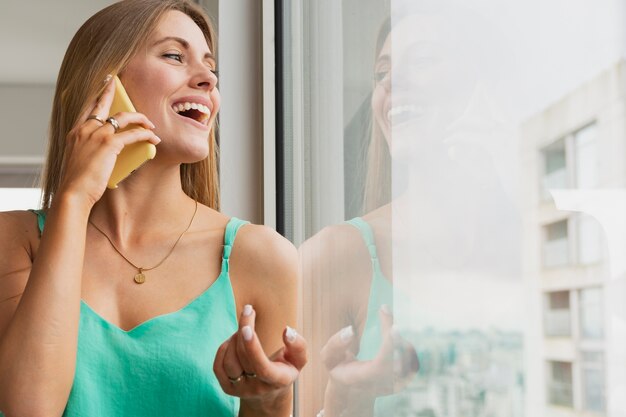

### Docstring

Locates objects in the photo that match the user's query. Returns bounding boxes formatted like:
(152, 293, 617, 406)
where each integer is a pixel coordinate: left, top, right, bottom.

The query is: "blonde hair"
(362, 118, 391, 214)
(41, 0, 220, 210)
(362, 18, 392, 214)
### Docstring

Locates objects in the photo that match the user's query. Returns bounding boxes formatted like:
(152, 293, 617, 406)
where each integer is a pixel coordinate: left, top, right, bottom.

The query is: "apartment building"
(521, 60, 626, 417)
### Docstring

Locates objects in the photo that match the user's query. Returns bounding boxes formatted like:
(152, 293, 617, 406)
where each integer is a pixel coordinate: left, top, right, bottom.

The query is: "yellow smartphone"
(106, 75, 157, 189)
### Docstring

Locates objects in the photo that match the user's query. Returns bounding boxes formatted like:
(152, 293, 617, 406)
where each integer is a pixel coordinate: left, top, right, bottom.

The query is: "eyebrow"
(152, 36, 216, 63)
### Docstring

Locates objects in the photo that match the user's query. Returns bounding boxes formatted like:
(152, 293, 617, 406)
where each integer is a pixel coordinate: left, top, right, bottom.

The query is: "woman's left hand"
(213, 304, 307, 416)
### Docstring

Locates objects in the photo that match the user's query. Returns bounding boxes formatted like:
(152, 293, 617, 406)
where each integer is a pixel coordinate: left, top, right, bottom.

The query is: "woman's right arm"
(0, 77, 160, 417)
(0, 198, 91, 417)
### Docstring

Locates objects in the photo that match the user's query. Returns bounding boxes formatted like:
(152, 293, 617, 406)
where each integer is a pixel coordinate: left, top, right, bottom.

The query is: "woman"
(299, 13, 418, 417)
(0, 1, 305, 416)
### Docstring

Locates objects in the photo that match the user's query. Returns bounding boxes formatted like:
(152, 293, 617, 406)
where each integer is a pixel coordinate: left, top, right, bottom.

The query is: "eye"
(163, 53, 183, 63)
(374, 70, 389, 83)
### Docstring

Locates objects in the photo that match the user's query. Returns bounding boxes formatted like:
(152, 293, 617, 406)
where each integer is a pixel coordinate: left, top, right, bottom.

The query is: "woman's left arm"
(213, 225, 307, 417)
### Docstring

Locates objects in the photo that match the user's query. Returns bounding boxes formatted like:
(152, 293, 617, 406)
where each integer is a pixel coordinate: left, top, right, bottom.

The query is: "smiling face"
(119, 10, 220, 164)
(371, 13, 477, 159)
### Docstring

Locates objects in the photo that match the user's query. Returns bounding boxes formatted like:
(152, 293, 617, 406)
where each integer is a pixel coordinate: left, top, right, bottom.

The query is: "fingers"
(77, 74, 116, 126)
(235, 304, 301, 386)
(235, 306, 294, 385)
(325, 305, 419, 397)
(76, 75, 155, 134)
(235, 304, 257, 375)
(78, 111, 160, 148)
(219, 305, 258, 385)
(214, 304, 306, 402)
(377, 304, 395, 359)
(214, 335, 241, 392)
(281, 326, 308, 371)
(99, 111, 156, 133)
(320, 325, 356, 370)
(221, 335, 245, 383)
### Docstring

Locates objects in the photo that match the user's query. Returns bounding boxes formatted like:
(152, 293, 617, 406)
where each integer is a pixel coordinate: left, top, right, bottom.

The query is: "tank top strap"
(29, 209, 46, 236)
(345, 217, 379, 262)
(345, 216, 386, 279)
(221, 217, 250, 273)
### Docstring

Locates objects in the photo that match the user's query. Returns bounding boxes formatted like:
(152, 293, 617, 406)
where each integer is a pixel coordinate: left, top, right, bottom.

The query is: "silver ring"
(243, 371, 257, 379)
(105, 116, 120, 133)
(87, 114, 105, 125)
(228, 373, 244, 384)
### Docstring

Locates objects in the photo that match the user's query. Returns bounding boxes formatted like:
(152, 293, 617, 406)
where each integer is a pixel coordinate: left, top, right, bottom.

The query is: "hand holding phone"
(107, 75, 157, 189)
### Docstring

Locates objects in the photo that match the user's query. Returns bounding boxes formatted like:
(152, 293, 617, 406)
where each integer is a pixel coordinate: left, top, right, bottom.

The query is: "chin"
(182, 148, 211, 164)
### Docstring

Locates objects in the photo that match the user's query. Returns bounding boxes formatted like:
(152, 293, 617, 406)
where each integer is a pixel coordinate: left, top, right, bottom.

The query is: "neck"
(89, 162, 197, 247)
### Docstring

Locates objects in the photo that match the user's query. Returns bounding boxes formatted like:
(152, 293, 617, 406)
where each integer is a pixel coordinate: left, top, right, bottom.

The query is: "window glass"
(544, 291, 571, 337)
(574, 123, 598, 189)
(579, 287, 604, 340)
(578, 214, 604, 265)
(581, 351, 605, 412)
(544, 220, 569, 267)
(279, 0, 625, 416)
(547, 361, 573, 408)
(542, 139, 568, 200)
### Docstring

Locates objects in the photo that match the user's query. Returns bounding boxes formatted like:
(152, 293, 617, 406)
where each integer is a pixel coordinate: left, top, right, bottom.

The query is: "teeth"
(173, 102, 212, 117)
(387, 104, 425, 122)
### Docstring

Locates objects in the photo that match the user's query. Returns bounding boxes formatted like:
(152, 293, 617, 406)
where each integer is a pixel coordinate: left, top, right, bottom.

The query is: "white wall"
(215, 0, 264, 223)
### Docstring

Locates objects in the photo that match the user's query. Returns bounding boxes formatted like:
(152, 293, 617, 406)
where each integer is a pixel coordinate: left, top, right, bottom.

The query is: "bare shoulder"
(231, 223, 298, 290)
(0, 210, 39, 261)
(0, 211, 38, 337)
(299, 222, 369, 279)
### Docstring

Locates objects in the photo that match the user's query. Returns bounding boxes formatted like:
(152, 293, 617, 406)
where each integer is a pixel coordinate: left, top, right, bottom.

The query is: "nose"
(189, 63, 218, 91)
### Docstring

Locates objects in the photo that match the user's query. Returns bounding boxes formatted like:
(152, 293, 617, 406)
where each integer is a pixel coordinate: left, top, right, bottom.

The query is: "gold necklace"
(88, 201, 198, 284)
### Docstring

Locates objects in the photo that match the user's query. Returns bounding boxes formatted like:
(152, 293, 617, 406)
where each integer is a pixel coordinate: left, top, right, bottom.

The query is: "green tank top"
(11, 210, 247, 417)
(346, 217, 398, 415)
(345, 217, 392, 361)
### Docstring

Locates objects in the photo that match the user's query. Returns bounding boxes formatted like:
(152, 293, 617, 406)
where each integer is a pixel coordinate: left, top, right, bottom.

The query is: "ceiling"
(0, 0, 118, 84)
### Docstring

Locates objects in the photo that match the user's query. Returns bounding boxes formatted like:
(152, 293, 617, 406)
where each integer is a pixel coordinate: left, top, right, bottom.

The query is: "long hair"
(362, 17, 392, 214)
(41, 0, 220, 210)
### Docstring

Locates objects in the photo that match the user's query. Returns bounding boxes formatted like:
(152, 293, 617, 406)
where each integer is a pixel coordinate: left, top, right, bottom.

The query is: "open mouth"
(387, 104, 426, 126)
(172, 102, 211, 125)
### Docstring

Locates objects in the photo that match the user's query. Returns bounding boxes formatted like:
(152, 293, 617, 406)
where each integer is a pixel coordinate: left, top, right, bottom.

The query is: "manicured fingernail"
(242, 325, 253, 341)
(243, 304, 253, 317)
(381, 304, 391, 315)
(285, 326, 297, 343)
(103, 74, 113, 84)
(340, 325, 354, 342)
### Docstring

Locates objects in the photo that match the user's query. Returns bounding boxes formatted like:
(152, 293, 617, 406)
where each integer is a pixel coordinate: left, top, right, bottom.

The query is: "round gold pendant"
(134, 272, 146, 284)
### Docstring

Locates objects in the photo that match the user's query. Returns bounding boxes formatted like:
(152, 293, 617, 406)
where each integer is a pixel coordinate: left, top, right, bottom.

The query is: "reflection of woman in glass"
(300, 13, 417, 417)
(301, 2, 518, 416)
(0, 1, 305, 416)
